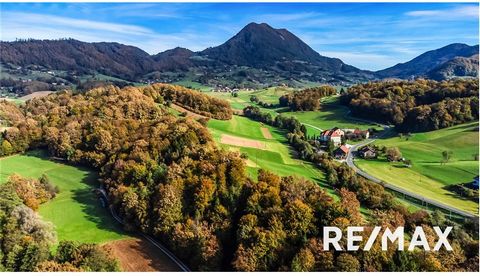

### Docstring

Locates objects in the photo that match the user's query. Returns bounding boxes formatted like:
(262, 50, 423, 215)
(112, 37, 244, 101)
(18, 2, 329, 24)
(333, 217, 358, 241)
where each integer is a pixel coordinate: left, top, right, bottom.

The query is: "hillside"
(426, 54, 479, 81)
(356, 122, 479, 215)
(376, 43, 479, 79)
(0, 23, 374, 87)
(0, 39, 156, 80)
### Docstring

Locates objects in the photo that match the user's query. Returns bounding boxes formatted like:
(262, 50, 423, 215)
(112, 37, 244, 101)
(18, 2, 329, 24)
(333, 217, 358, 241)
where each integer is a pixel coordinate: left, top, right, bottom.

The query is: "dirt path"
(220, 134, 266, 149)
(170, 103, 206, 119)
(104, 238, 181, 272)
(260, 127, 273, 139)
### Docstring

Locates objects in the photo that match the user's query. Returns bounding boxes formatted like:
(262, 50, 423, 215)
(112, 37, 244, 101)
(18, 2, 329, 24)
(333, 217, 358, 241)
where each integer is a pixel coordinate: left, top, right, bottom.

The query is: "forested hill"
(376, 43, 479, 79)
(0, 23, 373, 84)
(1, 83, 478, 271)
(343, 78, 479, 132)
(0, 39, 156, 80)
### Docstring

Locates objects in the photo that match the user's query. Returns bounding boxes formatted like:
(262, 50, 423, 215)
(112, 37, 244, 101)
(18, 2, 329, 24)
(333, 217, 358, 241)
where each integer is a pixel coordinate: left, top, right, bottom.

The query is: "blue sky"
(0, 2, 478, 70)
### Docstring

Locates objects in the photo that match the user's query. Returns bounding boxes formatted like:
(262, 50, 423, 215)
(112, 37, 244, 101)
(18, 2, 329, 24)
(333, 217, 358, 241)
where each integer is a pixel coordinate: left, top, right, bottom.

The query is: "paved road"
(97, 188, 191, 272)
(345, 132, 477, 219)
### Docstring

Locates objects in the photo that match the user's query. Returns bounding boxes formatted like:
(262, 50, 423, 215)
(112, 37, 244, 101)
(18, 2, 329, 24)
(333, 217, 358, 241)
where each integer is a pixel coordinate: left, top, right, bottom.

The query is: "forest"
(342, 78, 479, 132)
(0, 84, 478, 271)
(279, 86, 337, 111)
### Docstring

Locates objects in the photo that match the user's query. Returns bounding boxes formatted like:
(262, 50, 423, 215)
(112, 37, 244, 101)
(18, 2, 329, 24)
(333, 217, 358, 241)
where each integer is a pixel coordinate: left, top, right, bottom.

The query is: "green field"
(172, 80, 213, 92)
(207, 115, 334, 195)
(0, 151, 129, 244)
(356, 122, 479, 215)
(204, 89, 379, 136)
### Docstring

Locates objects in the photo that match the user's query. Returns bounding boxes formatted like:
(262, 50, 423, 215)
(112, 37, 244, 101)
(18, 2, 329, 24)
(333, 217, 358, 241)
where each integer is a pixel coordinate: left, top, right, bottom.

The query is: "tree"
(291, 248, 315, 271)
(441, 150, 453, 164)
(386, 147, 402, 162)
(336, 253, 360, 272)
(327, 140, 335, 155)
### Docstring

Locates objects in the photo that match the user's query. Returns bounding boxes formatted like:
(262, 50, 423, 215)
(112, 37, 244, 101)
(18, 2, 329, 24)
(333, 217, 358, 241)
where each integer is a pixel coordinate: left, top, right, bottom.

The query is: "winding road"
(345, 131, 477, 219)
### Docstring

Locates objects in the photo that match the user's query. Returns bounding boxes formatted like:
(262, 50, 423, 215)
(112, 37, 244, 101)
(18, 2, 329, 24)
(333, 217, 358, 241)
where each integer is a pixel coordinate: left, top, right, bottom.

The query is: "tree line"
(0, 84, 478, 271)
(279, 86, 337, 111)
(342, 79, 478, 132)
(141, 83, 232, 120)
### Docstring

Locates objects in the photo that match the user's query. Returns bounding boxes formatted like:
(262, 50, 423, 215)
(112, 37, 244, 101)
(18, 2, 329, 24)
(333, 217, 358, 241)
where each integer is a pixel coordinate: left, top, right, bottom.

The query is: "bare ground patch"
(220, 134, 266, 149)
(170, 103, 206, 119)
(19, 91, 55, 100)
(260, 127, 273, 139)
(103, 238, 181, 272)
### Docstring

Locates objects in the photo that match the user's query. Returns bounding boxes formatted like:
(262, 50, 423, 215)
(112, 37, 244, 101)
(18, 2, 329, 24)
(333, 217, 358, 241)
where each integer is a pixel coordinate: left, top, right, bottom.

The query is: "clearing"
(356, 122, 479, 215)
(104, 238, 181, 272)
(19, 90, 55, 100)
(170, 103, 206, 119)
(260, 127, 273, 139)
(221, 134, 266, 149)
(0, 150, 128, 244)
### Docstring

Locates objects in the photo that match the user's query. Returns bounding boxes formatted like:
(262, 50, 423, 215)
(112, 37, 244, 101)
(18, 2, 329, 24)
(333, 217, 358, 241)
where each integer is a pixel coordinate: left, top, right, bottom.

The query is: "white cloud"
(0, 11, 217, 54)
(405, 5, 478, 19)
(3, 12, 153, 36)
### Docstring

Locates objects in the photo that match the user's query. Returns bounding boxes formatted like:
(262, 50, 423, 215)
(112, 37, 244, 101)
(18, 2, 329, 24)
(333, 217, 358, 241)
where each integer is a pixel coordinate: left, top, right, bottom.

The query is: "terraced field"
(356, 122, 479, 214)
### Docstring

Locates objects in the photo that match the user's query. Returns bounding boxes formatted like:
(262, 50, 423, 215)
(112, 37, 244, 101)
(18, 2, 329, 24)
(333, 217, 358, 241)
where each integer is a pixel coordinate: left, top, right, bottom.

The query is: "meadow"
(205, 89, 379, 136)
(356, 121, 479, 214)
(0, 150, 129, 244)
(206, 115, 335, 196)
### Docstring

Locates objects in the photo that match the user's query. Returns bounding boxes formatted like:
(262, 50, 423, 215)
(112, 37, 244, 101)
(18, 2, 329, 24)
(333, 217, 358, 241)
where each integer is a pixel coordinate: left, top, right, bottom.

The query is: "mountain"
(198, 23, 367, 76)
(1, 23, 374, 86)
(0, 39, 157, 80)
(376, 43, 479, 79)
(426, 54, 479, 81)
(152, 47, 194, 71)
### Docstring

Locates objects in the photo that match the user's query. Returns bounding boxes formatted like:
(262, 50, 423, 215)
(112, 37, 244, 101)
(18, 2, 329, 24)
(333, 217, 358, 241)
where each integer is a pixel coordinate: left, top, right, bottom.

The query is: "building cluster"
(318, 127, 374, 160)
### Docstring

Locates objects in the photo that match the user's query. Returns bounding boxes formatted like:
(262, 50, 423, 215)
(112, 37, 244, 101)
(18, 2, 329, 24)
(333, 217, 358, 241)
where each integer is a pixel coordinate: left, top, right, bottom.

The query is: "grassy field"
(172, 80, 212, 92)
(356, 122, 479, 215)
(204, 89, 379, 136)
(0, 150, 129, 244)
(207, 115, 334, 195)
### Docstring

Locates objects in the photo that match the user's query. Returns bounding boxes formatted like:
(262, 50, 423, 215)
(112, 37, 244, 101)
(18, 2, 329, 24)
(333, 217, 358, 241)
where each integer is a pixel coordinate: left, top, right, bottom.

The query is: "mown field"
(356, 122, 479, 215)
(205, 89, 379, 136)
(207, 115, 335, 196)
(0, 150, 129, 244)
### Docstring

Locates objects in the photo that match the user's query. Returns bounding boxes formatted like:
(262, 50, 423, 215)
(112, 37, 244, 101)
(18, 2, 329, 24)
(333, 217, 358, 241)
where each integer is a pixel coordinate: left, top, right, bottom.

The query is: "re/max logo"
(322, 226, 453, 251)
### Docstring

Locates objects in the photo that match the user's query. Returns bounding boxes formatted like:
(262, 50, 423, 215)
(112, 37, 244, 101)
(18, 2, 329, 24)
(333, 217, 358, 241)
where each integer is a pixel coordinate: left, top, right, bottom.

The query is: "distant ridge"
(376, 43, 479, 79)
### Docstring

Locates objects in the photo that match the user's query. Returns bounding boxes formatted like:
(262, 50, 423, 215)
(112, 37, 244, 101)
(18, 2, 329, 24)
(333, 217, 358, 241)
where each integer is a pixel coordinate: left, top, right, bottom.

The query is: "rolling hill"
(376, 43, 479, 79)
(0, 23, 373, 85)
(426, 54, 479, 81)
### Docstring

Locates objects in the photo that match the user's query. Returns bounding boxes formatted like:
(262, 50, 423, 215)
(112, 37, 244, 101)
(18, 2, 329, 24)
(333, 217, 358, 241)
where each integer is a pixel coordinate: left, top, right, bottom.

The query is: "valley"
(0, 4, 478, 271)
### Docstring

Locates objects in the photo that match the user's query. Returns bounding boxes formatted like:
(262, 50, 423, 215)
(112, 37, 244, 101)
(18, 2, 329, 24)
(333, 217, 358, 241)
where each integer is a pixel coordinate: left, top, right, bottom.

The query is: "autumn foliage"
(0, 84, 478, 271)
(343, 78, 478, 132)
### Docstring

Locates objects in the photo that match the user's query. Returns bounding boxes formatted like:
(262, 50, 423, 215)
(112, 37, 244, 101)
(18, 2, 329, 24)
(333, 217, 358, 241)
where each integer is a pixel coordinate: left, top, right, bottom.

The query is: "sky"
(0, 2, 478, 71)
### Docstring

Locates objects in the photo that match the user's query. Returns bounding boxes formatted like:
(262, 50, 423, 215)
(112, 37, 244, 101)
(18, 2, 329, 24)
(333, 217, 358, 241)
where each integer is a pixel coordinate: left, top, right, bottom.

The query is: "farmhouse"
(344, 128, 370, 141)
(333, 145, 350, 159)
(358, 145, 377, 159)
(320, 127, 344, 146)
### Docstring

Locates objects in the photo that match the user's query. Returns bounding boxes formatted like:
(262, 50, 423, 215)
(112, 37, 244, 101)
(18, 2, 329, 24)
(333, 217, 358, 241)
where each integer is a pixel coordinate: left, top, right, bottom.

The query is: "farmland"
(0, 150, 129, 244)
(355, 122, 479, 214)
(206, 115, 333, 194)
